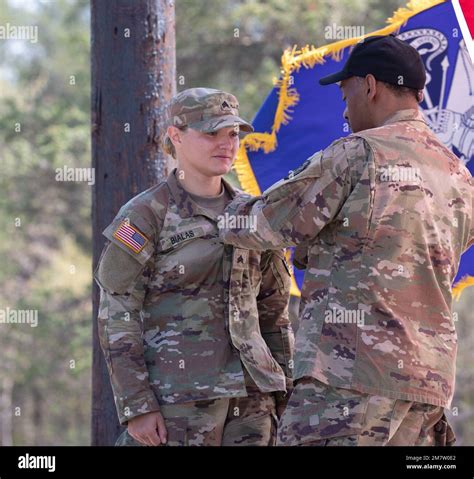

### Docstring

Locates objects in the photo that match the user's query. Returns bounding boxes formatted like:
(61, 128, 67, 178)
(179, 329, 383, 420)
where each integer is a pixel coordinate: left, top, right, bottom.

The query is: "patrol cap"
(166, 87, 254, 133)
(319, 34, 426, 90)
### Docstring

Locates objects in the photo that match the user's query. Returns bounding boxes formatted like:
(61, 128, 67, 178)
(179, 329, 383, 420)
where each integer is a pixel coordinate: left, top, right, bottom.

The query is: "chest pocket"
(157, 225, 211, 253)
(153, 222, 223, 289)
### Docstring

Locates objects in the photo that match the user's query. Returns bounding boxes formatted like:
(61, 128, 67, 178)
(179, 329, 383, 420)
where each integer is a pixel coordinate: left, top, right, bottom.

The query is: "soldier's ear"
(366, 75, 377, 100)
(167, 126, 182, 144)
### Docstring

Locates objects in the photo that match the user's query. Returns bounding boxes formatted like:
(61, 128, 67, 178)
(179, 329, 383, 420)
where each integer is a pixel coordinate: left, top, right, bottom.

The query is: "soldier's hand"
(128, 411, 167, 446)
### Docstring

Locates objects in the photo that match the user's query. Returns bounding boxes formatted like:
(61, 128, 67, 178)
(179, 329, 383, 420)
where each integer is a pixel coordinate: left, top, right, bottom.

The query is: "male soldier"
(94, 88, 294, 446)
(220, 35, 473, 446)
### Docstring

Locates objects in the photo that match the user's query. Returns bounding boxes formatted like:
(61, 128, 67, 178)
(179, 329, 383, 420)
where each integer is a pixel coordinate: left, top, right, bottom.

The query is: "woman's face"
(171, 125, 240, 178)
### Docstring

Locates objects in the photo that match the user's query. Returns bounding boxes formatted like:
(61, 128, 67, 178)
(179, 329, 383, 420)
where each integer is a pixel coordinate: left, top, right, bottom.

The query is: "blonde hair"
(161, 126, 188, 159)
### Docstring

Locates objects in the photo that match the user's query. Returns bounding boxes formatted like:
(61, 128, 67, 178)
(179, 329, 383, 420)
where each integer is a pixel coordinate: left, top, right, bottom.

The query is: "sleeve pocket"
(94, 243, 146, 294)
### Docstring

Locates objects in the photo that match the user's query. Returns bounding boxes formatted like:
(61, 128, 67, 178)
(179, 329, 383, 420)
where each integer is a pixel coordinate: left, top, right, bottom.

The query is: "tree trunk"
(31, 385, 42, 446)
(91, 0, 176, 446)
(0, 376, 14, 446)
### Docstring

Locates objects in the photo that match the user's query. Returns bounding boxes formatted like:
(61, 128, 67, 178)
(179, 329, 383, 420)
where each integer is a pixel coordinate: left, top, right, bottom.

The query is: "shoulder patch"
(284, 158, 312, 180)
(113, 220, 148, 253)
(263, 151, 323, 198)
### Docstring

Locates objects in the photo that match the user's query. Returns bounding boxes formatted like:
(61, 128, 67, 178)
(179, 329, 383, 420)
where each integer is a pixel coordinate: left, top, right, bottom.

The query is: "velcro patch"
(284, 158, 311, 180)
(233, 249, 249, 268)
(113, 220, 148, 253)
(170, 229, 196, 246)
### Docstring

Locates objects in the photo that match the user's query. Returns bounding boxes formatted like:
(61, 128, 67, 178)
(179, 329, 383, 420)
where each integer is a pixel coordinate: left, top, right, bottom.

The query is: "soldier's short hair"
(356, 76, 423, 102)
(355, 76, 421, 101)
(381, 81, 421, 101)
(162, 126, 188, 159)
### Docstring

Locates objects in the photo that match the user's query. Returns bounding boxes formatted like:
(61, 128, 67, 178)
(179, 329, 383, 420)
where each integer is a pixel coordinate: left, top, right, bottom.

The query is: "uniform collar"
(166, 168, 237, 220)
(381, 108, 427, 127)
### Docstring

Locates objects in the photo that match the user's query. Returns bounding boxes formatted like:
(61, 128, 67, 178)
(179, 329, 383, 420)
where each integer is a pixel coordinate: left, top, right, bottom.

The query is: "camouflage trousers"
(116, 381, 277, 447)
(277, 377, 456, 446)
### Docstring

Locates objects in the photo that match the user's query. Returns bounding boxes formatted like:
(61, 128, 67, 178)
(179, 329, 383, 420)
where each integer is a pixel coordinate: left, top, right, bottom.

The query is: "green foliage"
(176, 0, 405, 119)
(1, 0, 471, 446)
(0, 0, 91, 446)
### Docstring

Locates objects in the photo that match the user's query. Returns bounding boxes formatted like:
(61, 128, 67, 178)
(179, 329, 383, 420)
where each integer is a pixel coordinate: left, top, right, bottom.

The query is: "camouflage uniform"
(94, 88, 294, 446)
(220, 108, 473, 445)
(277, 377, 456, 446)
(115, 369, 279, 446)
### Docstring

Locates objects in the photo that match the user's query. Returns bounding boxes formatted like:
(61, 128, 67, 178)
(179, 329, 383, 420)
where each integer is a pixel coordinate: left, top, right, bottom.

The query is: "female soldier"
(94, 88, 294, 446)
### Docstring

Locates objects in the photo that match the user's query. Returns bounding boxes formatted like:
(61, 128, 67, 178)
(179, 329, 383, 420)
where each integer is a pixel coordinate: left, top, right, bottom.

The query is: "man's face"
(339, 77, 372, 133)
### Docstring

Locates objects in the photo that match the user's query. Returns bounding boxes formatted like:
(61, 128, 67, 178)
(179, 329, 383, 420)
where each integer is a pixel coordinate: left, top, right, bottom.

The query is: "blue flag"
(235, 0, 474, 297)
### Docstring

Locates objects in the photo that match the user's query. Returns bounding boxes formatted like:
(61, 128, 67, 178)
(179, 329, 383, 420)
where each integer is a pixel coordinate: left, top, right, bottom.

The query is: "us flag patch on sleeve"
(113, 220, 148, 253)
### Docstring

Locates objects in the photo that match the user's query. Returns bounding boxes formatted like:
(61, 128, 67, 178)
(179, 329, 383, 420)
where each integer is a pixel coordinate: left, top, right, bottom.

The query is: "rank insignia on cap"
(113, 220, 148, 253)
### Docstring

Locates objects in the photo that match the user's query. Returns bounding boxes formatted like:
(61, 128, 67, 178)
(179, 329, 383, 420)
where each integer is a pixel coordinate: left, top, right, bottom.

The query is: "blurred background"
(0, 0, 472, 445)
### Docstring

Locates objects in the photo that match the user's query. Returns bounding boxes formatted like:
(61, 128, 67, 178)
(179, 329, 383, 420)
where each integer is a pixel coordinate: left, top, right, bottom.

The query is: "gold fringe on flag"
(452, 275, 474, 301)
